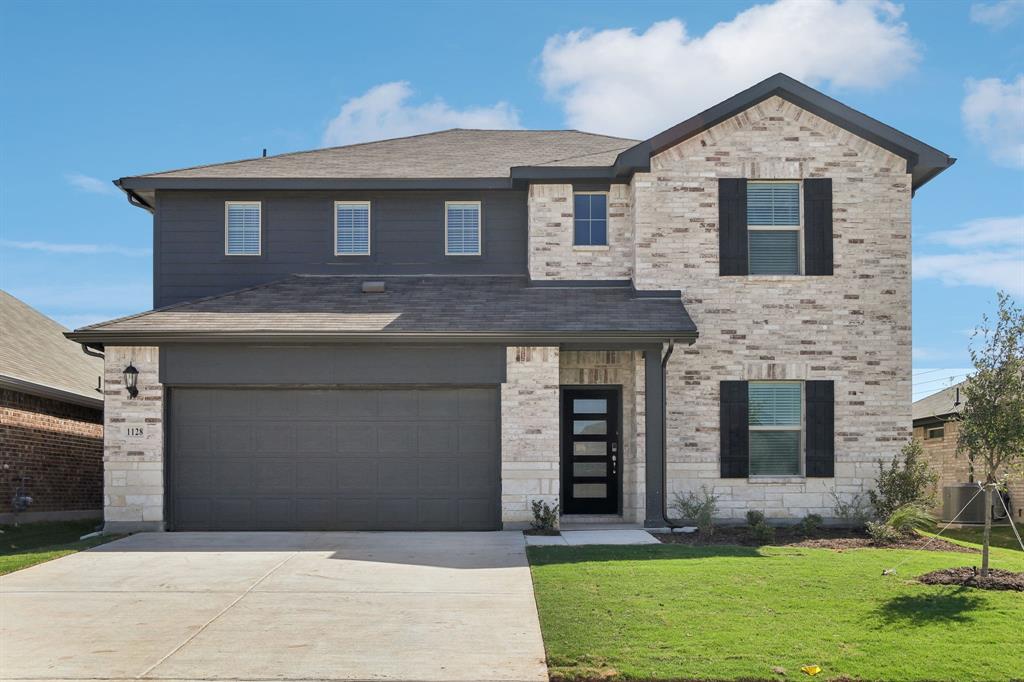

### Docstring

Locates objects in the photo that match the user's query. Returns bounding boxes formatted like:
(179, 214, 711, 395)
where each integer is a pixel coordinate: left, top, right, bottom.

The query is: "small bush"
(530, 499, 559, 531)
(887, 503, 936, 535)
(868, 439, 938, 520)
(830, 488, 872, 529)
(795, 513, 824, 537)
(866, 520, 901, 544)
(745, 510, 766, 527)
(749, 520, 776, 544)
(671, 486, 719, 539)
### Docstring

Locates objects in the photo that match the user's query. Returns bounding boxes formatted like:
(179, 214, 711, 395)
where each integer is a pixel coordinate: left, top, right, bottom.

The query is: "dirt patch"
(653, 527, 976, 554)
(917, 566, 1024, 591)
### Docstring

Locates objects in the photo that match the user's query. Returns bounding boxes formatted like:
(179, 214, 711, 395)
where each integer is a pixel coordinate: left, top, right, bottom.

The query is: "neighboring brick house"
(913, 381, 1024, 522)
(67, 74, 956, 532)
(0, 290, 104, 522)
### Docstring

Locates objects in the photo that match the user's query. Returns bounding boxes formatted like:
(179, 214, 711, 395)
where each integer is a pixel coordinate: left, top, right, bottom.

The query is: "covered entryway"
(169, 387, 500, 531)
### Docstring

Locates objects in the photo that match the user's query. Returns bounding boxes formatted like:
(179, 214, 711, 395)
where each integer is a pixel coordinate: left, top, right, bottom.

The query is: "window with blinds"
(747, 182, 800, 274)
(573, 192, 608, 246)
(335, 201, 370, 255)
(445, 201, 481, 255)
(748, 382, 802, 476)
(225, 202, 261, 255)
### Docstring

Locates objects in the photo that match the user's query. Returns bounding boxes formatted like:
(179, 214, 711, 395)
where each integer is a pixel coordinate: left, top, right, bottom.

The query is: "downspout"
(660, 339, 675, 528)
(79, 342, 104, 359)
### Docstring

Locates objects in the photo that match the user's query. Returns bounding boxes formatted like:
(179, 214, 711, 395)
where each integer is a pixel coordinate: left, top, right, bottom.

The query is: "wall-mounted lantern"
(123, 363, 139, 399)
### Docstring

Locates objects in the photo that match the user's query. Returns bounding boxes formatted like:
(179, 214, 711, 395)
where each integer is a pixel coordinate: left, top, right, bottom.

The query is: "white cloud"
(970, 0, 1024, 28)
(914, 252, 1024, 296)
(928, 215, 1024, 248)
(962, 75, 1024, 168)
(322, 81, 521, 146)
(0, 240, 151, 257)
(66, 172, 116, 195)
(539, 0, 918, 138)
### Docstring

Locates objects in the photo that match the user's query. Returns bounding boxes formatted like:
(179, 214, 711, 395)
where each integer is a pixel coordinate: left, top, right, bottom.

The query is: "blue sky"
(1, 0, 1021, 400)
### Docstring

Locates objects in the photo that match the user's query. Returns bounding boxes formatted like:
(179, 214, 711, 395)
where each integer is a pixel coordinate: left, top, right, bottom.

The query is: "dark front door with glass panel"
(562, 388, 620, 514)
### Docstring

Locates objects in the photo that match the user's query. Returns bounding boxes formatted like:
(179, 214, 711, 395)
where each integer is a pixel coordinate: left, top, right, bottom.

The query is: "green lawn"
(528, 540, 1024, 681)
(0, 519, 118, 575)
(938, 524, 1024, 552)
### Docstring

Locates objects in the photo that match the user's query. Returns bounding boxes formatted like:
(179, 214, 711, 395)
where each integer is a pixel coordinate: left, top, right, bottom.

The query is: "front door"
(561, 388, 620, 515)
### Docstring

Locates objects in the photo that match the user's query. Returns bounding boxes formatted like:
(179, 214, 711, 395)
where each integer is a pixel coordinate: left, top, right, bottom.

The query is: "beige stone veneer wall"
(528, 183, 633, 280)
(102, 346, 164, 530)
(559, 351, 646, 522)
(500, 346, 561, 525)
(627, 96, 913, 520)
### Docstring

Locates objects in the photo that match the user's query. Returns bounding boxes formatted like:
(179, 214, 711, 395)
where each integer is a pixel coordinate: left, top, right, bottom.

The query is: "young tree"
(957, 292, 1024, 576)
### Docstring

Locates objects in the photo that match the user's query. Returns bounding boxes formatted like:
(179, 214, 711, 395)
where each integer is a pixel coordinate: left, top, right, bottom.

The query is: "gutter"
(660, 339, 676, 528)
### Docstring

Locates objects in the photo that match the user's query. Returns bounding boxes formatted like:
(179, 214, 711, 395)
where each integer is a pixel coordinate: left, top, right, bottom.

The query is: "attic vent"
(362, 281, 386, 294)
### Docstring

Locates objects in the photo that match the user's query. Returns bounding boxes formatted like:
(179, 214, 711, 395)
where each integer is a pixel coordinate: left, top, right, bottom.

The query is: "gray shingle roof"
(130, 130, 638, 180)
(70, 276, 695, 341)
(0, 290, 103, 405)
(913, 380, 968, 422)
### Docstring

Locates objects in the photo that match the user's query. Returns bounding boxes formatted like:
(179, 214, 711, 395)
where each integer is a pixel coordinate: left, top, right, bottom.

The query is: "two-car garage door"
(169, 387, 500, 531)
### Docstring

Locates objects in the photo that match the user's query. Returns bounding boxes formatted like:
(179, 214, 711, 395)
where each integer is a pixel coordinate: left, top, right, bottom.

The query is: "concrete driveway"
(0, 531, 547, 682)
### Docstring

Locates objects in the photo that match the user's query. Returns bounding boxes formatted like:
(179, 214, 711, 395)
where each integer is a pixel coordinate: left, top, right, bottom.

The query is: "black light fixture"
(123, 363, 139, 399)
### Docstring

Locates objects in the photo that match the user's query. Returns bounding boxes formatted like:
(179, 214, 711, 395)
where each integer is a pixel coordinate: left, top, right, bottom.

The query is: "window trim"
(572, 190, 610, 247)
(224, 201, 262, 256)
(748, 380, 805, 477)
(926, 425, 945, 440)
(746, 180, 803, 276)
(334, 200, 372, 256)
(444, 200, 482, 256)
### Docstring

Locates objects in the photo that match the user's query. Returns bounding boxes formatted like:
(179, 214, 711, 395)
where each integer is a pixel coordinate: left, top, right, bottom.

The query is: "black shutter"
(805, 380, 835, 477)
(719, 178, 748, 276)
(720, 380, 749, 477)
(804, 178, 833, 276)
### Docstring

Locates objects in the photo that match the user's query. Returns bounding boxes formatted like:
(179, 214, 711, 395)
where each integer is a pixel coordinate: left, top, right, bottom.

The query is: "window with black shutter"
(805, 380, 835, 477)
(720, 381, 749, 477)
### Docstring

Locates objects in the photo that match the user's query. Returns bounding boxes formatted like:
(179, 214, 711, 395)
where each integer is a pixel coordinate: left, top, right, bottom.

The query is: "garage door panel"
(171, 387, 498, 531)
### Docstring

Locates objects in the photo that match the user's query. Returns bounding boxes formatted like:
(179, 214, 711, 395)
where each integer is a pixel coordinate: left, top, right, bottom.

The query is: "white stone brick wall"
(559, 351, 646, 522)
(500, 346, 560, 525)
(528, 183, 634, 280)
(633, 96, 913, 520)
(102, 346, 165, 530)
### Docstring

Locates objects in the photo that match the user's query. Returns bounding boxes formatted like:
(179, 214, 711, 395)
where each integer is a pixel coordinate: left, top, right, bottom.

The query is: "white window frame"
(748, 380, 804, 477)
(747, 180, 803, 275)
(572, 190, 610, 248)
(334, 200, 372, 256)
(444, 200, 482, 256)
(224, 201, 262, 256)
(926, 425, 945, 441)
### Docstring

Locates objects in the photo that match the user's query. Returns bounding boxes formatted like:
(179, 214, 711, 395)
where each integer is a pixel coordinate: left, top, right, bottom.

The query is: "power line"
(912, 373, 969, 388)
(912, 368, 950, 377)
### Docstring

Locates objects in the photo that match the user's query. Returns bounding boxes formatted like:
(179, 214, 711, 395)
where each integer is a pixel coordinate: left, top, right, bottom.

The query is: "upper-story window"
(748, 381, 803, 476)
(445, 201, 481, 255)
(747, 182, 801, 275)
(225, 201, 261, 256)
(335, 201, 371, 256)
(573, 192, 608, 247)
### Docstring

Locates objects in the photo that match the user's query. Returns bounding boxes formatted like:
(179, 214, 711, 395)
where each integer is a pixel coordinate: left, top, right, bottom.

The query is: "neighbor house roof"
(0, 290, 103, 408)
(65, 276, 697, 346)
(913, 380, 968, 423)
(115, 73, 954, 211)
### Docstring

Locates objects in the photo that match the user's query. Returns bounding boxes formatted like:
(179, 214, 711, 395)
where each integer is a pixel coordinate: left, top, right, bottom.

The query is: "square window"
(573, 192, 608, 246)
(445, 201, 481, 255)
(747, 182, 800, 274)
(335, 202, 370, 255)
(225, 202, 261, 256)
(748, 382, 802, 476)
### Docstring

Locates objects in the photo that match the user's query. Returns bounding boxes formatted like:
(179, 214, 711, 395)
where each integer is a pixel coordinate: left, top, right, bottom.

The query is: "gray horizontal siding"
(154, 190, 528, 307)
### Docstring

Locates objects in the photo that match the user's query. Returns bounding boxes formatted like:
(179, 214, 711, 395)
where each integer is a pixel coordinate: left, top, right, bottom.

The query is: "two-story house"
(68, 74, 954, 532)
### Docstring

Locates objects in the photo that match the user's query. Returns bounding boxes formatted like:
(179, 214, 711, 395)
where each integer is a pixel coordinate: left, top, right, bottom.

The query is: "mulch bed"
(653, 527, 976, 554)
(523, 528, 561, 536)
(917, 566, 1024, 591)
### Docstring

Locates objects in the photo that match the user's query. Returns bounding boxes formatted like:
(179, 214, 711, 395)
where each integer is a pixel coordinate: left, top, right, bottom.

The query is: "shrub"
(887, 503, 936, 535)
(866, 520, 901, 545)
(868, 439, 938, 520)
(749, 520, 776, 544)
(830, 488, 873, 529)
(795, 513, 824, 537)
(745, 510, 766, 527)
(530, 499, 559, 531)
(671, 486, 719, 539)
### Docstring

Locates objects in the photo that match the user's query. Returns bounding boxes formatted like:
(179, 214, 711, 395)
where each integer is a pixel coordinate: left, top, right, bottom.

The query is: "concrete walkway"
(0, 531, 548, 682)
(525, 529, 661, 546)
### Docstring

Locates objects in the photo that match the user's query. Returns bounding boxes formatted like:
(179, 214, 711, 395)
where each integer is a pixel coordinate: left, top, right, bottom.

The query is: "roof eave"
(0, 374, 103, 410)
(117, 176, 514, 192)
